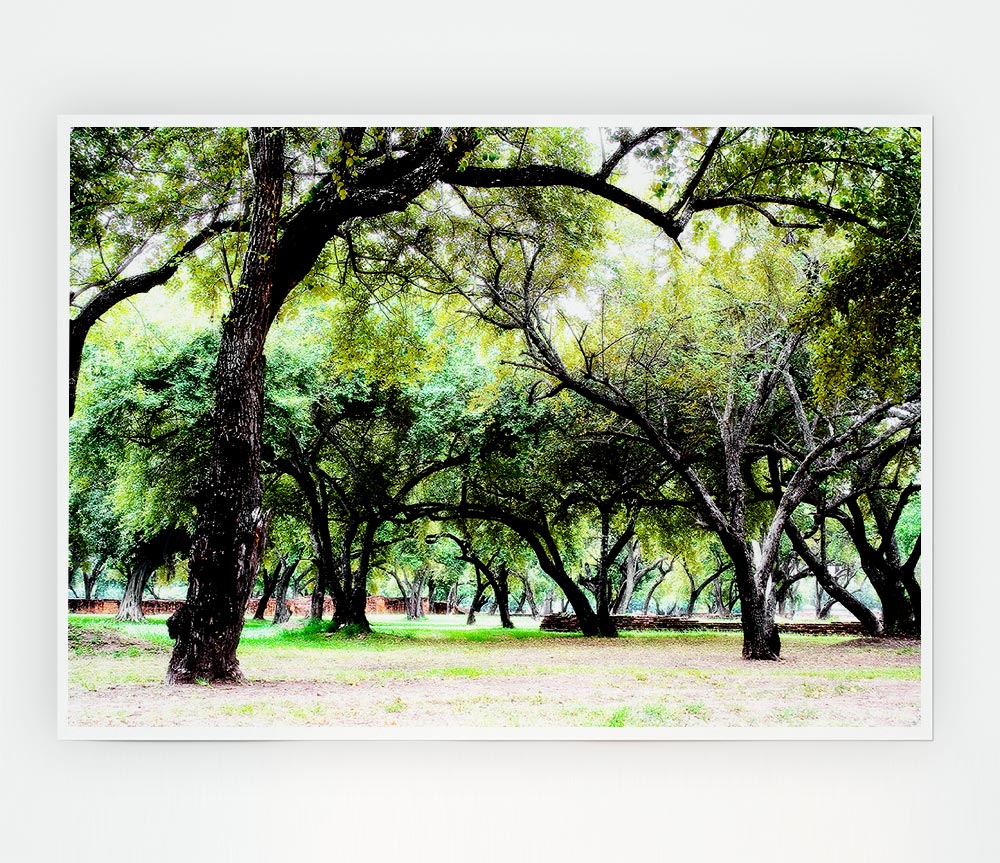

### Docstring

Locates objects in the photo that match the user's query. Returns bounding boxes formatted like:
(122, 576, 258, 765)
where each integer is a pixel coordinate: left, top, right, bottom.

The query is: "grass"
(66, 613, 922, 729)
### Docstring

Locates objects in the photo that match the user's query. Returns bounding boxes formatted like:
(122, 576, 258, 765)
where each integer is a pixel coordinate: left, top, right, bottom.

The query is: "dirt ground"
(66, 616, 921, 729)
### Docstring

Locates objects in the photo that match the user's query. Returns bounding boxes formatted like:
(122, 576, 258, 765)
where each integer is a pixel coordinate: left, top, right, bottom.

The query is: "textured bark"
(165, 129, 284, 684)
(723, 537, 781, 660)
(116, 562, 152, 622)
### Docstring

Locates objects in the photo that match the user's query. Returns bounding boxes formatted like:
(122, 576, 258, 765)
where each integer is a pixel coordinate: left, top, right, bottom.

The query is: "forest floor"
(65, 614, 922, 730)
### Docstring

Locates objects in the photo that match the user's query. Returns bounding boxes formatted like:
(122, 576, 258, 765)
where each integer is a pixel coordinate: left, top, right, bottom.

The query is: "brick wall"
(68, 599, 185, 616)
(539, 614, 867, 635)
(69, 595, 449, 618)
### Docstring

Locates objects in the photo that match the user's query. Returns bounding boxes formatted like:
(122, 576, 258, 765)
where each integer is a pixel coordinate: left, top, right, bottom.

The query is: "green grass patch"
(790, 667, 920, 681)
(607, 707, 631, 727)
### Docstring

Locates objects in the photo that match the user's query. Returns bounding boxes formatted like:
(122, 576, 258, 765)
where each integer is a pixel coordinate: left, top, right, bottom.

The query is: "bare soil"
(66, 621, 921, 729)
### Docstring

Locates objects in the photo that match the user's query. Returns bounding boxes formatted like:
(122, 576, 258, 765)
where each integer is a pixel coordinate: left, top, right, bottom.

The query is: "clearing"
(66, 614, 921, 729)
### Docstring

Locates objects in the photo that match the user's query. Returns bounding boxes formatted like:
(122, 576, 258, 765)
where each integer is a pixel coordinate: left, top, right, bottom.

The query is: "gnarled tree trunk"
(724, 537, 781, 660)
(165, 128, 284, 684)
(484, 562, 514, 629)
(116, 562, 152, 622)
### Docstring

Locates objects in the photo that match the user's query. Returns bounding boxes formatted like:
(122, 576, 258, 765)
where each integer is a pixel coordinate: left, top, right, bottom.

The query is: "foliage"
(68, 124, 923, 635)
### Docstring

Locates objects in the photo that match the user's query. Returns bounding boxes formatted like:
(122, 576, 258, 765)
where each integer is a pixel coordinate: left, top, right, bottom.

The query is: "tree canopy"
(68, 123, 923, 678)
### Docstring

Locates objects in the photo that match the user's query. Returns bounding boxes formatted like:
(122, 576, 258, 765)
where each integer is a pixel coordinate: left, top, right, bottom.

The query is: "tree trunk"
(869, 570, 917, 636)
(165, 128, 284, 684)
(786, 523, 882, 636)
(272, 555, 298, 625)
(838, 501, 919, 636)
(642, 571, 666, 614)
(588, 510, 621, 636)
(726, 538, 781, 660)
(282, 462, 346, 623)
(116, 561, 153, 622)
(426, 578, 436, 615)
(612, 539, 642, 614)
(466, 577, 489, 625)
(518, 574, 539, 619)
(901, 567, 921, 631)
(491, 563, 513, 628)
(253, 565, 279, 620)
(84, 557, 105, 601)
(333, 522, 372, 633)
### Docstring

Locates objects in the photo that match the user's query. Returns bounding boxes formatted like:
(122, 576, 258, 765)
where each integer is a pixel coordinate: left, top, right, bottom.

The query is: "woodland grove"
(68, 125, 922, 682)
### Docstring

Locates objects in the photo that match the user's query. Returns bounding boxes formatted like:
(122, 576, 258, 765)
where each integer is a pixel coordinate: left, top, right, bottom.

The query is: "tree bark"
(253, 565, 279, 620)
(165, 128, 284, 684)
(395, 571, 427, 620)
(642, 568, 668, 614)
(272, 553, 300, 624)
(612, 538, 642, 614)
(116, 562, 152, 622)
(446, 583, 459, 614)
(839, 501, 919, 636)
(724, 536, 781, 660)
(466, 574, 489, 625)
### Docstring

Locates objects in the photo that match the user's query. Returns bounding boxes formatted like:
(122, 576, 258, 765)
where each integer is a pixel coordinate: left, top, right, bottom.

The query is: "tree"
(115, 528, 190, 622)
(437, 525, 518, 628)
(807, 434, 921, 635)
(449, 208, 917, 656)
(164, 128, 286, 683)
